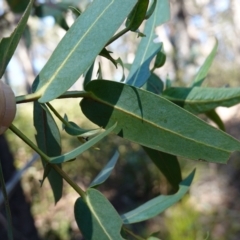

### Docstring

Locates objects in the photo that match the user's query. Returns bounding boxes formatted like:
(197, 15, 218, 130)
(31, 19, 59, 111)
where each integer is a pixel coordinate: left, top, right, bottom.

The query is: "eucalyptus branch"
(15, 90, 90, 104)
(57, 90, 90, 99)
(46, 102, 69, 126)
(106, 27, 131, 46)
(15, 92, 41, 104)
(9, 124, 86, 199)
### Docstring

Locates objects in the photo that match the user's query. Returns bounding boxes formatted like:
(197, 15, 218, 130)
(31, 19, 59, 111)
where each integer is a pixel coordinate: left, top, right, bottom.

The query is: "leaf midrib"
(86, 195, 113, 240)
(121, 186, 188, 222)
(88, 91, 231, 154)
(38, 0, 114, 93)
(163, 88, 240, 105)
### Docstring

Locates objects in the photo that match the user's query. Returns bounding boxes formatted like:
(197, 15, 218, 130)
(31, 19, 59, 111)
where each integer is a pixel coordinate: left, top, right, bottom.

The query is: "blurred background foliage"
(1, 0, 240, 239)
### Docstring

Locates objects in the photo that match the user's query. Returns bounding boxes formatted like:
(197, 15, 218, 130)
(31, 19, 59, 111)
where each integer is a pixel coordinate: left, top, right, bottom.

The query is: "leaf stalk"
(9, 124, 86, 198)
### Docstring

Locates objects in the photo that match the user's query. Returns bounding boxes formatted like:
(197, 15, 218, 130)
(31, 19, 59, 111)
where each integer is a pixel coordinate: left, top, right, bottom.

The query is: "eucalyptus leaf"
(0, 0, 32, 78)
(165, 75, 171, 89)
(116, 58, 125, 82)
(40, 163, 52, 187)
(84, 62, 95, 90)
(121, 169, 195, 224)
(162, 86, 240, 114)
(81, 80, 240, 163)
(69, 6, 82, 18)
(34, 0, 138, 103)
(191, 39, 218, 87)
(126, 0, 149, 31)
(97, 63, 103, 79)
(143, 147, 182, 193)
(154, 44, 166, 69)
(145, 0, 157, 19)
(142, 73, 164, 94)
(89, 151, 119, 188)
(64, 121, 100, 137)
(100, 48, 118, 68)
(6, 0, 29, 13)
(34, 103, 63, 204)
(74, 188, 124, 240)
(50, 123, 117, 164)
(126, 0, 170, 87)
(205, 109, 225, 131)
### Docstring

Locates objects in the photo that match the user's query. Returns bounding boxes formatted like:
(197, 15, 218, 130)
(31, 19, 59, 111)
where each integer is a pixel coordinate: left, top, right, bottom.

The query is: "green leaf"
(145, 0, 157, 19)
(0, 0, 32, 78)
(40, 163, 52, 187)
(97, 63, 103, 79)
(34, 102, 63, 204)
(143, 147, 182, 193)
(74, 188, 124, 240)
(69, 6, 82, 18)
(153, 44, 166, 69)
(6, 0, 29, 13)
(83, 62, 95, 90)
(142, 72, 164, 94)
(64, 120, 100, 137)
(121, 170, 195, 224)
(0, 159, 13, 240)
(80, 80, 240, 163)
(126, 0, 149, 31)
(205, 109, 225, 131)
(100, 48, 118, 68)
(165, 75, 171, 89)
(162, 86, 240, 114)
(89, 151, 119, 188)
(191, 39, 218, 87)
(126, 0, 170, 87)
(34, 0, 138, 103)
(50, 123, 117, 164)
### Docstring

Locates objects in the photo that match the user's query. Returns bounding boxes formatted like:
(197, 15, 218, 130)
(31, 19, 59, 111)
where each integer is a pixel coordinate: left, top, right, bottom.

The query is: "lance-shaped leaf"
(205, 109, 225, 131)
(50, 123, 117, 164)
(142, 72, 164, 94)
(64, 121, 101, 137)
(121, 170, 195, 224)
(145, 0, 157, 19)
(0, 0, 32, 78)
(6, 0, 29, 13)
(126, 0, 149, 31)
(83, 62, 95, 90)
(143, 147, 182, 193)
(89, 151, 119, 188)
(34, 0, 138, 103)
(162, 86, 240, 114)
(191, 40, 218, 87)
(80, 80, 240, 163)
(74, 188, 124, 240)
(100, 48, 118, 68)
(126, 0, 170, 87)
(153, 43, 166, 69)
(34, 102, 63, 204)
